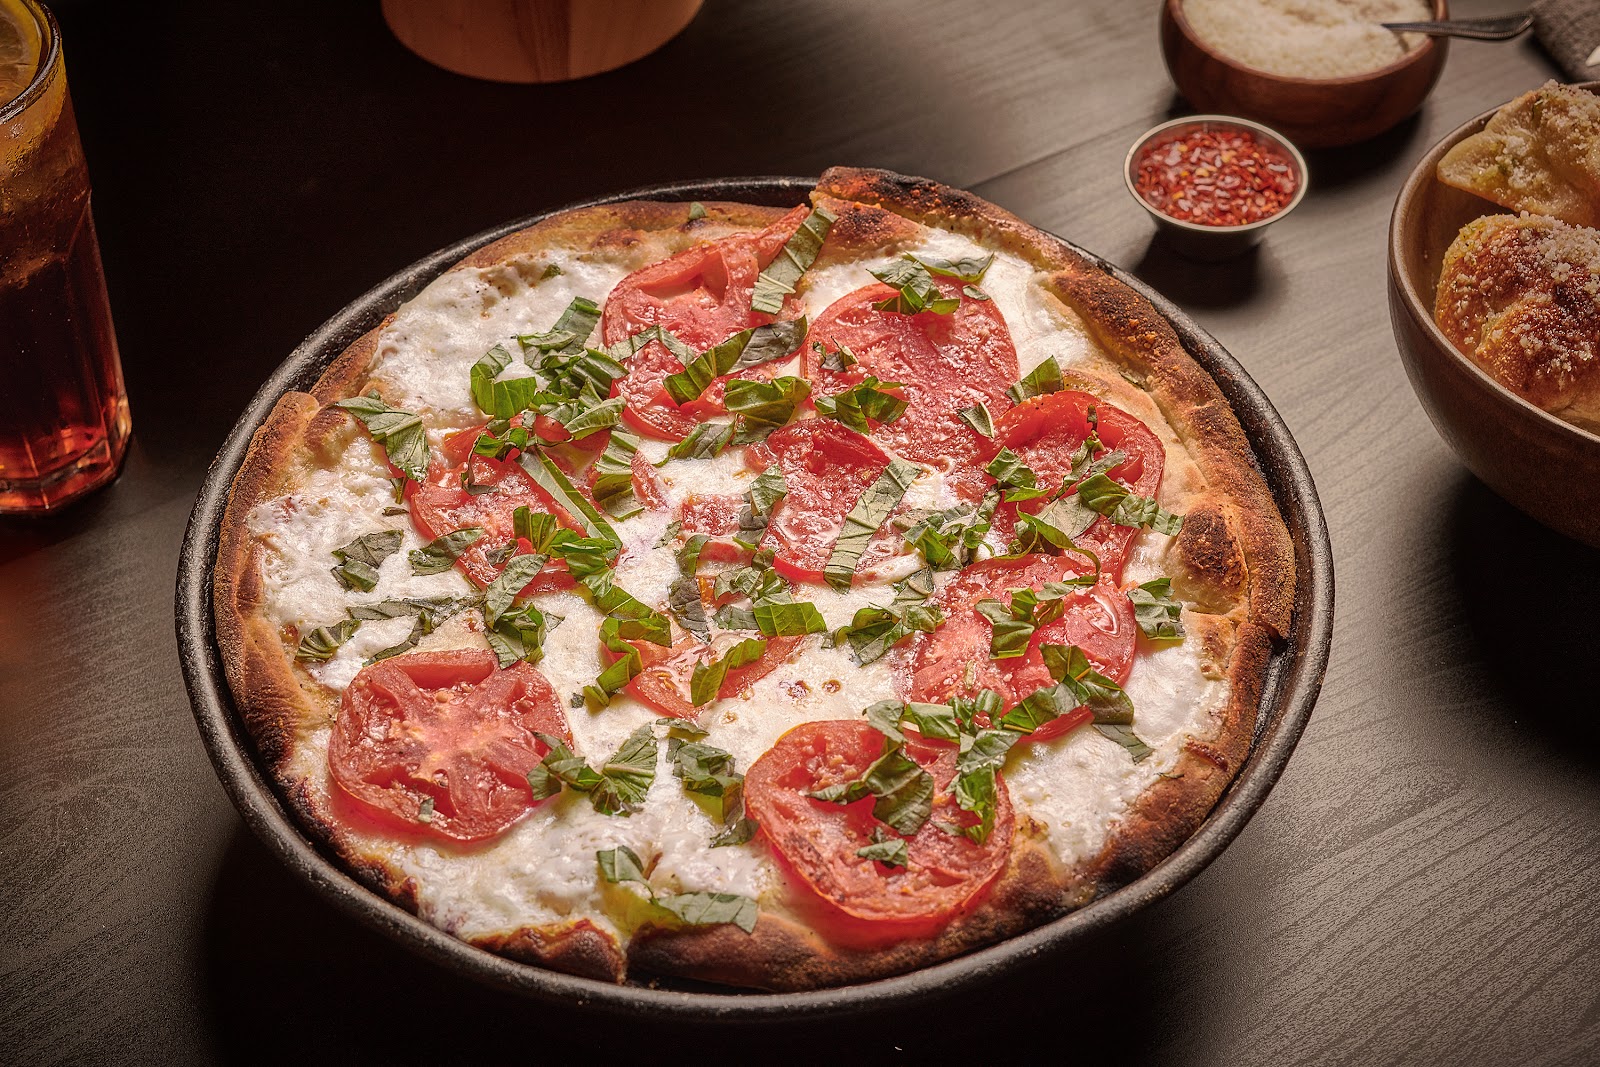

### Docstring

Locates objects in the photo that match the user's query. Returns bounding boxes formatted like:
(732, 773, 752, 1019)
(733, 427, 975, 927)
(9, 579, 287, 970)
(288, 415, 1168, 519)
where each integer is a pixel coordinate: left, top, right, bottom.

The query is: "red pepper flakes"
(1135, 127, 1298, 227)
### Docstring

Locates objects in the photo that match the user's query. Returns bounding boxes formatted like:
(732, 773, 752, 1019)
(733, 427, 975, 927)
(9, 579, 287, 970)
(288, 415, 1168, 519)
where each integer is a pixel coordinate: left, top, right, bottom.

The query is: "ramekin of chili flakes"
(1124, 115, 1307, 260)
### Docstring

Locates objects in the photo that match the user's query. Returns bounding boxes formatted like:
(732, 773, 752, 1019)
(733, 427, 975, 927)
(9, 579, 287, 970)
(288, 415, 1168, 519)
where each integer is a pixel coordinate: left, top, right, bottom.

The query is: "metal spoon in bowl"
(1380, 12, 1533, 40)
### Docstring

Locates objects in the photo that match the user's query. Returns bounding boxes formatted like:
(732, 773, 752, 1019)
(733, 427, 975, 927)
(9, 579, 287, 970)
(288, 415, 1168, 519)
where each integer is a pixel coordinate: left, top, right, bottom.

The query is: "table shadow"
(1130, 235, 1263, 310)
(1445, 476, 1600, 770)
(200, 825, 1171, 1061)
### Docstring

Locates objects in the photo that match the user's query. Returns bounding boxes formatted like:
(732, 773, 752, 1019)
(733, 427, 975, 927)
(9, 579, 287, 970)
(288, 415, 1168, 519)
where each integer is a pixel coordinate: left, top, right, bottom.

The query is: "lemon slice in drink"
(0, 0, 40, 109)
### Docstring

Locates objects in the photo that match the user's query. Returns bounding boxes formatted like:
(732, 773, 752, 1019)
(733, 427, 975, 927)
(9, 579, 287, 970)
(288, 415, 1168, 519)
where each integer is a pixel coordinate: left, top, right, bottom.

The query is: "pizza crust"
(213, 170, 1295, 991)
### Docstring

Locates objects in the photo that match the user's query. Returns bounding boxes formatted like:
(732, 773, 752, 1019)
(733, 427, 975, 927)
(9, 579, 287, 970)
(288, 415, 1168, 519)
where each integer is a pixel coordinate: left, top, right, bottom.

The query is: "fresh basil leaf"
(655, 520, 684, 548)
(604, 324, 697, 364)
(744, 467, 787, 529)
(952, 726, 1015, 845)
(335, 394, 429, 483)
(975, 598, 1034, 660)
(486, 597, 552, 668)
(552, 394, 624, 441)
(470, 343, 546, 419)
(590, 724, 659, 815)
(541, 263, 563, 279)
(675, 534, 709, 579)
(712, 548, 784, 603)
(1071, 444, 1125, 485)
(1093, 723, 1154, 762)
(898, 490, 997, 571)
(1074, 474, 1184, 534)
(666, 738, 741, 797)
(295, 619, 361, 661)
(1006, 357, 1064, 404)
(958, 403, 995, 438)
(689, 638, 769, 706)
(518, 296, 601, 357)
(713, 604, 758, 632)
(809, 737, 935, 836)
(408, 527, 484, 575)
(724, 375, 810, 443)
(985, 448, 1036, 492)
(1128, 577, 1185, 640)
(835, 567, 942, 665)
(527, 732, 604, 799)
(548, 535, 616, 581)
(662, 319, 808, 405)
(900, 700, 962, 743)
(482, 553, 549, 626)
(870, 256, 960, 316)
(669, 576, 712, 645)
(653, 891, 759, 934)
(345, 594, 474, 626)
(752, 600, 829, 637)
(330, 530, 403, 591)
(583, 570, 672, 647)
(662, 421, 735, 462)
(824, 459, 920, 592)
(590, 429, 643, 520)
(856, 827, 909, 868)
(814, 376, 908, 433)
(517, 449, 619, 546)
(1039, 643, 1135, 724)
(916, 253, 995, 284)
(597, 844, 648, 885)
(583, 619, 642, 707)
(751, 204, 835, 314)
(710, 813, 759, 847)
(963, 285, 990, 301)
(686, 201, 707, 221)
(510, 507, 555, 553)
(818, 341, 858, 371)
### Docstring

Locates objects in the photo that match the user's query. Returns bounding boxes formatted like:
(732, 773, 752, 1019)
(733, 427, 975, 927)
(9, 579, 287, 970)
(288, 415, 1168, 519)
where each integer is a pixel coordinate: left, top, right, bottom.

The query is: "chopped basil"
(751, 204, 835, 314)
(724, 375, 811, 443)
(743, 467, 787, 531)
(295, 619, 360, 661)
(958, 403, 995, 438)
(408, 527, 483, 575)
(751, 600, 829, 637)
(584, 620, 642, 707)
(817, 341, 858, 371)
(917, 253, 995, 284)
(1094, 723, 1154, 762)
(856, 827, 909, 868)
(590, 430, 643, 520)
(662, 421, 735, 462)
(712, 548, 784, 603)
(541, 263, 563, 279)
(710, 813, 759, 847)
(518, 296, 601, 358)
(973, 581, 1087, 660)
(689, 638, 769, 706)
(666, 736, 747, 823)
(984, 448, 1037, 494)
(813, 376, 908, 433)
(963, 285, 991, 301)
(545, 394, 624, 441)
(583, 569, 672, 647)
(604, 324, 697, 364)
(809, 737, 934, 836)
(1074, 474, 1183, 534)
(675, 534, 709, 578)
(898, 490, 997, 571)
(1039, 643, 1134, 724)
(481, 553, 553, 667)
(662, 319, 808, 405)
(655, 520, 683, 549)
(528, 724, 657, 815)
(823, 459, 921, 592)
(686, 201, 707, 221)
(870, 257, 959, 316)
(347, 594, 477, 663)
(469, 343, 546, 419)
(330, 530, 403, 592)
(1006, 357, 1065, 404)
(863, 694, 1012, 843)
(517, 448, 619, 546)
(594, 846, 760, 934)
(1128, 577, 1185, 640)
(335, 394, 429, 483)
(833, 567, 942, 665)
(669, 576, 712, 645)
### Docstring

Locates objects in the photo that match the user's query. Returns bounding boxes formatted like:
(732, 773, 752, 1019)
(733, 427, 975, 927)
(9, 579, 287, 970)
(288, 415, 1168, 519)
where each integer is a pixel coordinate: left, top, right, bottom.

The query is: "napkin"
(1531, 0, 1600, 81)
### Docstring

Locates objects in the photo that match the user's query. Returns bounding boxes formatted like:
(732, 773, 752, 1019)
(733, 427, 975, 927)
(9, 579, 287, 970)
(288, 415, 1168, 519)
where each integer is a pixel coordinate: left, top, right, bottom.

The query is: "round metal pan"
(176, 176, 1334, 1021)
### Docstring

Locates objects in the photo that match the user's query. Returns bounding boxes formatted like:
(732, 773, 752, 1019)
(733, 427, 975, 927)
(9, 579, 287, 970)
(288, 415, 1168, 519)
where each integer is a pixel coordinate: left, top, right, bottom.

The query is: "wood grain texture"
(2, 0, 1597, 1063)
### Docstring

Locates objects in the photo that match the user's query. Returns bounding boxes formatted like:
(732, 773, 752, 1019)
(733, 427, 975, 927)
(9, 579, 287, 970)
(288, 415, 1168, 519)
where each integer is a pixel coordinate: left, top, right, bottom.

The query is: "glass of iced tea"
(0, 0, 129, 512)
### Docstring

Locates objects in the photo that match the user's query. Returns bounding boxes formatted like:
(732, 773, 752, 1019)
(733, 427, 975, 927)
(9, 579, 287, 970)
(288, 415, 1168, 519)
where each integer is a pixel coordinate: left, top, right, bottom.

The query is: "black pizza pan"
(176, 176, 1334, 1021)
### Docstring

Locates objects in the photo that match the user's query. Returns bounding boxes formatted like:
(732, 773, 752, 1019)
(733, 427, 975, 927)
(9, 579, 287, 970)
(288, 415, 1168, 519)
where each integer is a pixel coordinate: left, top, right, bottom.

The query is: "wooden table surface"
(5, 1, 1597, 1062)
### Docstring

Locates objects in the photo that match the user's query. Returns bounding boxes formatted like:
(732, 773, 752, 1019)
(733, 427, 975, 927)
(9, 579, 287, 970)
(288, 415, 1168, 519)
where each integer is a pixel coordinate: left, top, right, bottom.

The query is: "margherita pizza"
(214, 168, 1293, 991)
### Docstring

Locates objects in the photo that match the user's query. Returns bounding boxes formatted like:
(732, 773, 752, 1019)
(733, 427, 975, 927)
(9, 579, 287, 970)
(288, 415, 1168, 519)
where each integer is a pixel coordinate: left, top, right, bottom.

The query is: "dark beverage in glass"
(0, 0, 130, 512)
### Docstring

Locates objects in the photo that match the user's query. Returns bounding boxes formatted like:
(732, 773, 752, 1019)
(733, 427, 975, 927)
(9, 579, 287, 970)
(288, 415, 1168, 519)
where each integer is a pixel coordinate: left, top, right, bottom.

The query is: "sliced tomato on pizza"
(802, 277, 1016, 501)
(601, 206, 809, 441)
(989, 390, 1165, 577)
(328, 650, 571, 843)
(744, 720, 1014, 937)
(620, 632, 806, 720)
(898, 553, 1136, 743)
(745, 418, 913, 585)
(407, 426, 596, 595)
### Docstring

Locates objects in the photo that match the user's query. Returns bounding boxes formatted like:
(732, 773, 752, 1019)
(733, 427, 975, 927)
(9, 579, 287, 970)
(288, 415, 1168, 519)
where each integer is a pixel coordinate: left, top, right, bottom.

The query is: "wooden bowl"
(1160, 0, 1449, 148)
(1387, 84, 1600, 548)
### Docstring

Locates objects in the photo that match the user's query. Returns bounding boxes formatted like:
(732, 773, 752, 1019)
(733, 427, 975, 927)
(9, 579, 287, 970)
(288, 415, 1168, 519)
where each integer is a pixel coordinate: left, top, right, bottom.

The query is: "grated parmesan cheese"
(1182, 0, 1432, 80)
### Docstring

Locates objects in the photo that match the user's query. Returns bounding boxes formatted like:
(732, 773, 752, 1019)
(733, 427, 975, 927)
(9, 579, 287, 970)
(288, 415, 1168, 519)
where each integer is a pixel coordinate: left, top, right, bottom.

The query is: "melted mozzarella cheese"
(252, 216, 1230, 947)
